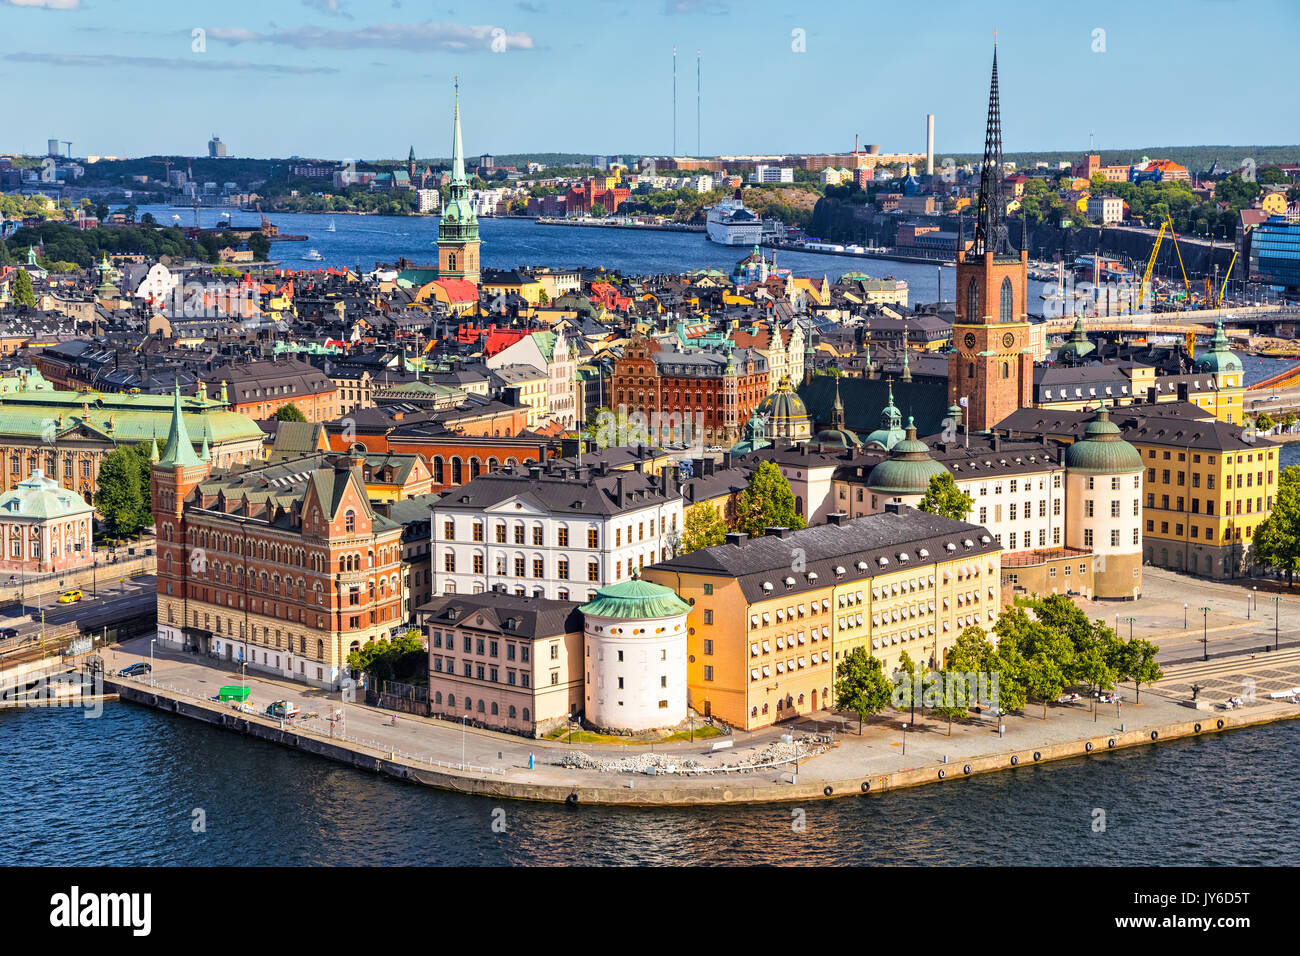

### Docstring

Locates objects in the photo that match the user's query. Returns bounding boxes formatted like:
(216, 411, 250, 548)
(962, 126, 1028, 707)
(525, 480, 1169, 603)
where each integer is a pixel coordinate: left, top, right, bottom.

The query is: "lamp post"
(1200, 606, 1211, 661)
(149, 637, 156, 687)
(1273, 596, 1283, 652)
(901, 721, 908, 756)
(1184, 602, 1188, 629)
(461, 714, 467, 771)
(1123, 616, 1136, 642)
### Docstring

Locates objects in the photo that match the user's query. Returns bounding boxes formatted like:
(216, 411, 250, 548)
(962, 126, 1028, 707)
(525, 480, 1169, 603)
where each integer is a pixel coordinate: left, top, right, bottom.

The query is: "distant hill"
(938, 145, 1299, 174)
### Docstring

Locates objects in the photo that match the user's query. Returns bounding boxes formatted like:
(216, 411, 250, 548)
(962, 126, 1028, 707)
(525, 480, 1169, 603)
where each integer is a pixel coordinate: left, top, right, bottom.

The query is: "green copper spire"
(200, 430, 211, 462)
(27, 245, 37, 266)
(158, 383, 202, 468)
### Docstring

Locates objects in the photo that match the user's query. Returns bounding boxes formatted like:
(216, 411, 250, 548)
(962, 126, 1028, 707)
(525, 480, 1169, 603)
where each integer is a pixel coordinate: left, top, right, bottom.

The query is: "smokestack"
(672, 46, 677, 157)
(926, 114, 935, 176)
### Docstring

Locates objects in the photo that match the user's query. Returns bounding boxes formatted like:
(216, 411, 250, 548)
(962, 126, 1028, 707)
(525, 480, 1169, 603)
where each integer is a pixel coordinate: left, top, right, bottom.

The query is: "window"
(495, 524, 506, 544)
(558, 559, 569, 580)
(472, 522, 484, 542)
(966, 276, 979, 321)
(704, 665, 714, 681)
(533, 526, 544, 546)
(1084, 528, 1093, 547)
(999, 277, 1013, 322)
(588, 561, 599, 582)
(703, 583, 713, 595)
(443, 520, 453, 540)
(587, 529, 598, 549)
(514, 524, 525, 545)
(557, 527, 569, 547)
(533, 559, 544, 578)
(1111, 529, 1120, 547)
(703, 609, 713, 624)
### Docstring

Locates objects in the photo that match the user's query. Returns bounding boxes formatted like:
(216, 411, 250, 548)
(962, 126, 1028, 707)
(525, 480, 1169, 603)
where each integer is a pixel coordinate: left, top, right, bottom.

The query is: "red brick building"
(152, 386, 405, 689)
(612, 335, 769, 446)
(565, 179, 631, 216)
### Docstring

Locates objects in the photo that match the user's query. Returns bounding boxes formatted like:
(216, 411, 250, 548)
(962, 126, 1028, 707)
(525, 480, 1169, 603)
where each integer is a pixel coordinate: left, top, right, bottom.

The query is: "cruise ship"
(705, 193, 764, 245)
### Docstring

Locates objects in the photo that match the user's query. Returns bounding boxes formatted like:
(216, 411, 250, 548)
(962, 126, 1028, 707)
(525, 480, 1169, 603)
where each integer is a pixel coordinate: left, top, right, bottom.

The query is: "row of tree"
(834, 594, 1163, 734)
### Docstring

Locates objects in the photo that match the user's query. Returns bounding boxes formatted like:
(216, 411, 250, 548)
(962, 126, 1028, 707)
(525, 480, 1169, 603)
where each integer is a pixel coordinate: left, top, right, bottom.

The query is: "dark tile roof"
(418, 591, 583, 640)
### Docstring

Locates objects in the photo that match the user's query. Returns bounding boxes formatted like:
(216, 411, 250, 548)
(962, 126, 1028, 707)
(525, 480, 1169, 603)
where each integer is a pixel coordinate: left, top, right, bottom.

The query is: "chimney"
(616, 473, 626, 508)
(884, 502, 902, 514)
(925, 113, 935, 177)
(827, 512, 848, 526)
(561, 437, 580, 458)
(725, 532, 748, 546)
(765, 526, 790, 538)
(722, 451, 732, 469)
(1146, 386, 1157, 405)
(1177, 382, 1189, 403)
(529, 465, 543, 480)
(991, 431, 1001, 452)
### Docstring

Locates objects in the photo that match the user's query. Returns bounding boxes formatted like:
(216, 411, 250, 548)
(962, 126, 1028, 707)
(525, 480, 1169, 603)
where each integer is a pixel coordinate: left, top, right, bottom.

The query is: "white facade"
(583, 609, 688, 730)
(132, 263, 178, 304)
(751, 165, 794, 183)
(431, 495, 685, 602)
(1066, 470, 1143, 559)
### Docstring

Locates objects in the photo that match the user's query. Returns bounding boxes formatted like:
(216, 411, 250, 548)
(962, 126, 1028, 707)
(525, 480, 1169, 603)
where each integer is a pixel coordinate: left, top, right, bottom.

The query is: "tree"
(680, 504, 727, 554)
(95, 446, 148, 539)
(247, 232, 271, 261)
(276, 403, 307, 422)
(931, 666, 974, 735)
(1122, 639, 1162, 703)
(94, 202, 110, 222)
(1023, 654, 1068, 719)
(833, 648, 893, 734)
(122, 204, 138, 223)
(735, 460, 806, 539)
(590, 202, 608, 219)
(10, 268, 36, 307)
(346, 631, 426, 683)
(1284, 412, 1297, 430)
(917, 472, 974, 521)
(1252, 466, 1300, 584)
(1256, 412, 1275, 432)
(140, 212, 157, 226)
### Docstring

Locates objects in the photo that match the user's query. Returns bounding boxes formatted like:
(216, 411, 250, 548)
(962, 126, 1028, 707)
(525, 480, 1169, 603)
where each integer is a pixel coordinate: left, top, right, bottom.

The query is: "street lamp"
(1200, 606, 1211, 661)
(901, 721, 908, 756)
(461, 714, 467, 771)
(1273, 595, 1283, 652)
(1123, 616, 1136, 642)
(1184, 603, 1188, 629)
(149, 637, 156, 687)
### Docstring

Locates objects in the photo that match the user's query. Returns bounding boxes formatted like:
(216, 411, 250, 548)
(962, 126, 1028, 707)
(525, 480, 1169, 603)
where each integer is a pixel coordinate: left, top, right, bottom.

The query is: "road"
(0, 575, 156, 660)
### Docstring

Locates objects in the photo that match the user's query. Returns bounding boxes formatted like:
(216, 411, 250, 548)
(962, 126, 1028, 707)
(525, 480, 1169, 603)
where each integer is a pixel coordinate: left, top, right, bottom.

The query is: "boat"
(326, 218, 336, 232)
(302, 249, 324, 262)
(705, 192, 763, 245)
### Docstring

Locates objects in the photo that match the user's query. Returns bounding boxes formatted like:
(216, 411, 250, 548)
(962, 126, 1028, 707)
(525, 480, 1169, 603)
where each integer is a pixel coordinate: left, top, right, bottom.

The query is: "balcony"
(1000, 546, 1090, 569)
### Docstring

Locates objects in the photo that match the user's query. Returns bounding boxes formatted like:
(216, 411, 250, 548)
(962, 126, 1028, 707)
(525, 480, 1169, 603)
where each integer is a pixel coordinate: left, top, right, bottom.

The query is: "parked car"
(57, 589, 83, 604)
(117, 662, 152, 677)
(0, 627, 18, 640)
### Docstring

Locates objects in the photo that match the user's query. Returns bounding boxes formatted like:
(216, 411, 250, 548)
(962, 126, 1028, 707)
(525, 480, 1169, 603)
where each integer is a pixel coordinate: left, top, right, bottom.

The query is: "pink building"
(0, 469, 95, 574)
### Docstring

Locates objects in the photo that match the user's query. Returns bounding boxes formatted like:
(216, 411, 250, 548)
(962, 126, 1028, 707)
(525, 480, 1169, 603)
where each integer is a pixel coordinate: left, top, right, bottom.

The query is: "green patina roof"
(579, 579, 690, 620)
(0, 387, 261, 452)
(0, 470, 94, 519)
(1064, 405, 1143, 473)
(1195, 319, 1242, 374)
(867, 419, 948, 494)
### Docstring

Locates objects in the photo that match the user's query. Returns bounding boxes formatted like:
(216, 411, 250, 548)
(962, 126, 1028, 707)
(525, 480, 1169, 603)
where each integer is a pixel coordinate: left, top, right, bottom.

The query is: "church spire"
(451, 76, 466, 185)
(158, 381, 201, 468)
(974, 41, 1012, 258)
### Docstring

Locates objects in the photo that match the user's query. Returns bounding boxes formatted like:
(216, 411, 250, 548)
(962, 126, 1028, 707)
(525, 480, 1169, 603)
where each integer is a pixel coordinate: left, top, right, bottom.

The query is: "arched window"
(966, 277, 980, 322)
(432, 456, 444, 484)
(448, 252, 457, 271)
(490, 702, 498, 715)
(1000, 277, 1014, 323)
(1002, 362, 1010, 379)
(508, 705, 517, 719)
(470, 458, 481, 479)
(344, 510, 356, 532)
(522, 707, 530, 723)
(451, 457, 462, 485)
(448, 694, 456, 707)
(967, 362, 975, 379)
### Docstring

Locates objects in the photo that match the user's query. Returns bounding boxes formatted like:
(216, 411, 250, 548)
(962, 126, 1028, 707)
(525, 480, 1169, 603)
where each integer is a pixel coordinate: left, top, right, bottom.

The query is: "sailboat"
(326, 218, 337, 232)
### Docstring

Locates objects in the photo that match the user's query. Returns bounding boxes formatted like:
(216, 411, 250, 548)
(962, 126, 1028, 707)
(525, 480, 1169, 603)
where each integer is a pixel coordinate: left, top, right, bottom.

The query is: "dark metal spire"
(974, 43, 1012, 257)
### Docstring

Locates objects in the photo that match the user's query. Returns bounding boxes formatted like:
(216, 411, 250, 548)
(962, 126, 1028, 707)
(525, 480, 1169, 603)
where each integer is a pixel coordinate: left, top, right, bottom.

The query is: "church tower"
(948, 41, 1031, 432)
(436, 78, 481, 285)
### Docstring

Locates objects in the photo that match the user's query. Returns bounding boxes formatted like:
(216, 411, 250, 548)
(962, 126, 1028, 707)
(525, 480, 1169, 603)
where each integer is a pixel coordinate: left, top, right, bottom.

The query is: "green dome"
(579, 579, 690, 620)
(1064, 405, 1142, 473)
(1056, 316, 1096, 363)
(1195, 319, 1242, 374)
(864, 380, 905, 449)
(867, 419, 948, 494)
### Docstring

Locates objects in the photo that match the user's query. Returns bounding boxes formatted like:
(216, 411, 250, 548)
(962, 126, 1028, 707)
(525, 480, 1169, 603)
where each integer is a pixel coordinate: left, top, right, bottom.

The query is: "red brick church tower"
(948, 41, 1032, 432)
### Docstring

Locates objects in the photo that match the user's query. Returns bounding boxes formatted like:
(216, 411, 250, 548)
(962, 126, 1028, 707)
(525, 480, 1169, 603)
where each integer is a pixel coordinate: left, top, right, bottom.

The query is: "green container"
(218, 686, 251, 702)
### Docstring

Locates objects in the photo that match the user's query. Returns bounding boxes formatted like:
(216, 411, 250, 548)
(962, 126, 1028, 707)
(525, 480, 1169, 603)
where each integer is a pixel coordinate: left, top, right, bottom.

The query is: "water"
(31, 207, 1280, 866)
(140, 204, 955, 302)
(3, 703, 1293, 865)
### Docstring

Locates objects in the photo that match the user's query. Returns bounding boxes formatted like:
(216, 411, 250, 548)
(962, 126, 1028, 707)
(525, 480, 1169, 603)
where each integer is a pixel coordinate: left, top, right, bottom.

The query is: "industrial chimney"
(926, 114, 935, 177)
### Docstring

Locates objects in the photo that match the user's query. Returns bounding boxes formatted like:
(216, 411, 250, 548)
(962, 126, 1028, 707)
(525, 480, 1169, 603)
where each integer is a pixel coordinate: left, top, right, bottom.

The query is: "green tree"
(346, 631, 427, 683)
(1284, 412, 1297, 429)
(590, 202, 607, 219)
(10, 268, 36, 307)
(917, 472, 974, 521)
(94, 202, 110, 222)
(94, 446, 147, 538)
(122, 203, 138, 223)
(1023, 654, 1068, 719)
(1122, 639, 1163, 703)
(833, 648, 894, 734)
(276, 403, 307, 422)
(140, 212, 157, 226)
(247, 232, 271, 261)
(680, 504, 728, 554)
(1256, 412, 1275, 432)
(735, 460, 806, 539)
(1252, 466, 1300, 584)
(931, 666, 974, 735)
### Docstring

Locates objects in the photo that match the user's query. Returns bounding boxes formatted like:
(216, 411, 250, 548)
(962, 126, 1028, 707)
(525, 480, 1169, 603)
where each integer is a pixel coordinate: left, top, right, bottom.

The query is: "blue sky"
(2, 0, 1296, 161)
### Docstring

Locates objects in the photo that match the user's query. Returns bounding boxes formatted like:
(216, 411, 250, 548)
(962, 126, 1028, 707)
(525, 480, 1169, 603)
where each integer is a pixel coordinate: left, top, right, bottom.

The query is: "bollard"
(1120, 723, 1126, 732)
(942, 754, 949, 763)
(528, 752, 534, 770)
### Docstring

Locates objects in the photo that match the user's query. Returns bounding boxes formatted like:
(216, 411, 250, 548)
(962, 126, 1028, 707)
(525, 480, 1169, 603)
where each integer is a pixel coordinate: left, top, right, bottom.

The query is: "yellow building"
(1002, 402, 1277, 580)
(481, 270, 546, 307)
(643, 506, 1002, 730)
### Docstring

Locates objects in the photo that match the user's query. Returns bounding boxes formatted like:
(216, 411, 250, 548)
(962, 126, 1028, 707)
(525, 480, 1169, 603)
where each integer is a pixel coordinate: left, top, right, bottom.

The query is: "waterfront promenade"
(102, 622, 1300, 806)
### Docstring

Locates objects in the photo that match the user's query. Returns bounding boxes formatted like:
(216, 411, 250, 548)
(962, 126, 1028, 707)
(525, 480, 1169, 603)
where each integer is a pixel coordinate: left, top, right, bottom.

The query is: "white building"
(579, 580, 690, 731)
(431, 462, 684, 602)
(751, 165, 794, 184)
(485, 327, 577, 428)
(1086, 194, 1124, 225)
(416, 188, 440, 213)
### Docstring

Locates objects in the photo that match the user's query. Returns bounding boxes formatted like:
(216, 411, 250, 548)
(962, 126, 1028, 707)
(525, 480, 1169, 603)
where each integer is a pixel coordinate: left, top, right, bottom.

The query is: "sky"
(1, 0, 1296, 162)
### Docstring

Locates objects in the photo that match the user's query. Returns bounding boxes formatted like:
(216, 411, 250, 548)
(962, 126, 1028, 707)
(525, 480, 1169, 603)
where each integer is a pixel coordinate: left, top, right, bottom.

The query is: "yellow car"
(57, 589, 83, 604)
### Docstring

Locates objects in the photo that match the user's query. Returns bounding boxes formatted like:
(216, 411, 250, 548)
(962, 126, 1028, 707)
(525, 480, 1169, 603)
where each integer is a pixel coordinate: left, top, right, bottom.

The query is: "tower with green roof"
(436, 77, 481, 285)
(151, 383, 212, 581)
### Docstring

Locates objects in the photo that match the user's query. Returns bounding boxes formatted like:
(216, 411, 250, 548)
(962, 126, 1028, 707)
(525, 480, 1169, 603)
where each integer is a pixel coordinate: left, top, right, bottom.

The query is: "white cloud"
(209, 20, 534, 52)
(2, 0, 81, 8)
(3, 52, 337, 74)
(303, 0, 352, 18)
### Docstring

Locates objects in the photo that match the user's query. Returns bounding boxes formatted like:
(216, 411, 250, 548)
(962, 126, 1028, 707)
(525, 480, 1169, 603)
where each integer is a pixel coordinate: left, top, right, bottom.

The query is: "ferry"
(705, 192, 763, 245)
(302, 249, 325, 262)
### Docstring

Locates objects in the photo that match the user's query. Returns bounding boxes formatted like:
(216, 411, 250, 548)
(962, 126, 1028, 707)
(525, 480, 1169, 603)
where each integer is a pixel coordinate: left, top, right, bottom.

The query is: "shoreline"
(103, 673, 1300, 807)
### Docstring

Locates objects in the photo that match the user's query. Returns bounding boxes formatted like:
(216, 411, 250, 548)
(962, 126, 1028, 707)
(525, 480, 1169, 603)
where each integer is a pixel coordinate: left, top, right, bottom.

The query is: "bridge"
(1040, 305, 1294, 335)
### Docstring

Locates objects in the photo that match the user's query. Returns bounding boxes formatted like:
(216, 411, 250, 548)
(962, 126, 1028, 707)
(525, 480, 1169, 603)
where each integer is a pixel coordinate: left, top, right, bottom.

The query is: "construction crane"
(1138, 220, 1167, 309)
(62, 141, 73, 159)
(1219, 250, 1239, 305)
(1165, 216, 1193, 305)
(155, 158, 173, 184)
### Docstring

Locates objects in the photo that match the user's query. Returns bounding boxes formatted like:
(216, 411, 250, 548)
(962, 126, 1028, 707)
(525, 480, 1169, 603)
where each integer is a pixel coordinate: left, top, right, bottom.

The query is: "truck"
(265, 700, 300, 719)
